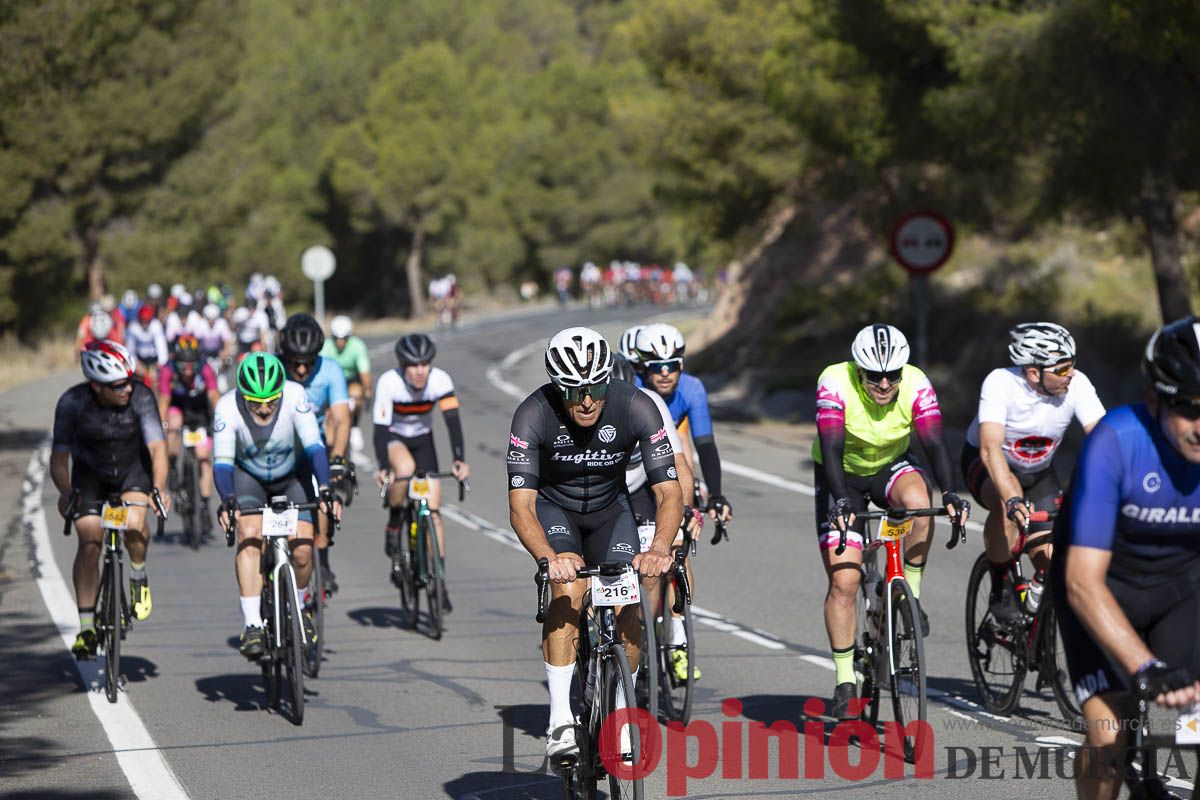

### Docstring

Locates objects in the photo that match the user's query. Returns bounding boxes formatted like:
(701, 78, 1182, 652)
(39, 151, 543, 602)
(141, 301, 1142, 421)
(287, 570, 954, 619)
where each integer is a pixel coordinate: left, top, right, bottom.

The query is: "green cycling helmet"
(237, 352, 286, 402)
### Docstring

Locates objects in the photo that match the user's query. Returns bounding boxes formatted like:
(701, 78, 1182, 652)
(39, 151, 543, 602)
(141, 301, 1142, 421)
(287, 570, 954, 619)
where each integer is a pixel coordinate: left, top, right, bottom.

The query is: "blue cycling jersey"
(636, 373, 714, 441)
(299, 355, 349, 429)
(1060, 403, 1200, 582)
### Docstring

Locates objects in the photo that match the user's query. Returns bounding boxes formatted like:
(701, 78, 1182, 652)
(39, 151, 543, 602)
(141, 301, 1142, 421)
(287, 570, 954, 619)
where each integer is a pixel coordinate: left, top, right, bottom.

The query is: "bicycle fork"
(268, 538, 307, 648)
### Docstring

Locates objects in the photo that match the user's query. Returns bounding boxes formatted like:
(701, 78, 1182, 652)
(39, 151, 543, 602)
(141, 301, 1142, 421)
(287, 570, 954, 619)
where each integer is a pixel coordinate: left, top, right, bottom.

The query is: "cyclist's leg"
(283, 476, 317, 590)
(816, 465, 868, 712)
(385, 438, 417, 508)
(166, 407, 183, 462)
(583, 496, 643, 670)
(538, 499, 587, 749)
(233, 471, 269, 631)
(404, 434, 444, 558)
(963, 444, 1016, 571)
(1023, 467, 1062, 572)
(346, 380, 363, 426)
(878, 457, 933, 598)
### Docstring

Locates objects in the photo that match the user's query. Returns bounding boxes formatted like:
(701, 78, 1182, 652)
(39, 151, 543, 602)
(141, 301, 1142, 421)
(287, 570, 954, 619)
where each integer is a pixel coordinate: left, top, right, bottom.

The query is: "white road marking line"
(800, 654, 835, 671)
(23, 438, 190, 800)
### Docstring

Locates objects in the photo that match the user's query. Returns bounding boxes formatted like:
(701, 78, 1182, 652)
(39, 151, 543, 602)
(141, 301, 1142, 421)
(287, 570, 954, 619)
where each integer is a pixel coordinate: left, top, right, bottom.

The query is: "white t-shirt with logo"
(966, 367, 1106, 473)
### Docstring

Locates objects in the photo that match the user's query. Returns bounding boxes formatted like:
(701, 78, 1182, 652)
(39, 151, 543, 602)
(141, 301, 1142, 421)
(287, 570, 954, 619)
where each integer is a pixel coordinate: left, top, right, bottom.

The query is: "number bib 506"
(591, 571, 640, 607)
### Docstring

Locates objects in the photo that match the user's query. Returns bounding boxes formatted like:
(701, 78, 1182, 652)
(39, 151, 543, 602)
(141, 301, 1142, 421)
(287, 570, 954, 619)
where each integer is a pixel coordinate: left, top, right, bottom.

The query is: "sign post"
(300, 245, 337, 323)
(889, 211, 955, 365)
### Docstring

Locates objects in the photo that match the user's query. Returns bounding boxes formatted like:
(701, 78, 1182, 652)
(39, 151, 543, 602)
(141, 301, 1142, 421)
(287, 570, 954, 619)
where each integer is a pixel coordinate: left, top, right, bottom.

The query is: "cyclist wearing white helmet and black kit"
(814, 323, 969, 719)
(962, 322, 1105, 625)
(507, 327, 683, 759)
(635, 323, 732, 525)
(51, 341, 171, 659)
(375, 333, 470, 610)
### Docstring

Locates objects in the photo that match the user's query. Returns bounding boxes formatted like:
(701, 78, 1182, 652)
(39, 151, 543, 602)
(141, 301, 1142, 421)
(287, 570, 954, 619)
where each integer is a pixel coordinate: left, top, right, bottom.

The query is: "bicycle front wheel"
(656, 579, 694, 724)
(888, 582, 927, 764)
(280, 567, 305, 725)
(421, 516, 444, 640)
(964, 553, 1025, 715)
(304, 557, 324, 678)
(637, 589, 658, 722)
(186, 455, 203, 549)
(99, 556, 121, 703)
(600, 644, 643, 800)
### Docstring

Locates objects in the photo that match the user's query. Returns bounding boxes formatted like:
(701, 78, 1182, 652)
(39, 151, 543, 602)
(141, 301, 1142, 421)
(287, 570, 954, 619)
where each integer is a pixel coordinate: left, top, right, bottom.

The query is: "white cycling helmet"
(177, 292, 193, 308)
(545, 327, 613, 387)
(1008, 322, 1076, 367)
(121, 289, 139, 308)
(81, 340, 134, 384)
(330, 315, 353, 339)
(203, 303, 221, 321)
(851, 324, 910, 372)
(146, 283, 163, 300)
(232, 307, 251, 325)
(89, 311, 113, 339)
(635, 323, 685, 361)
(619, 325, 645, 363)
(264, 275, 281, 295)
(170, 283, 186, 299)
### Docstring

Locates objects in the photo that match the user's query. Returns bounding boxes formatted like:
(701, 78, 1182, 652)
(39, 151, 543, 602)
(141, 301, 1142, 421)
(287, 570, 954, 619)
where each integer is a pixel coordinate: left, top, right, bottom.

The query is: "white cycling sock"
(670, 616, 687, 647)
(546, 662, 576, 731)
(240, 596, 263, 629)
(296, 584, 309, 611)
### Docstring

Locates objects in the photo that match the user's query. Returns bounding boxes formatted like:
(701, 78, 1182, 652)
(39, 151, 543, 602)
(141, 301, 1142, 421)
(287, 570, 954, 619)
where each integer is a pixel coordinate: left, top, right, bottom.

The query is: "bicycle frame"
(263, 529, 306, 649)
(862, 534, 909, 677)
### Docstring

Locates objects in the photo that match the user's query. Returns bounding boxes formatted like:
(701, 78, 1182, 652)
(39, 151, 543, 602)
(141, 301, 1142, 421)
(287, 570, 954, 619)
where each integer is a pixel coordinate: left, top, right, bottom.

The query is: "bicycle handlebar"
(534, 554, 692, 622)
(832, 507, 962, 555)
(378, 471, 469, 504)
(223, 500, 321, 547)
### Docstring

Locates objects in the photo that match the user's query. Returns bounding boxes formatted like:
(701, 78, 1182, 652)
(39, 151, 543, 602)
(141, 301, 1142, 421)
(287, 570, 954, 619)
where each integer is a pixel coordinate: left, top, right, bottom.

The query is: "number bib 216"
(591, 571, 640, 607)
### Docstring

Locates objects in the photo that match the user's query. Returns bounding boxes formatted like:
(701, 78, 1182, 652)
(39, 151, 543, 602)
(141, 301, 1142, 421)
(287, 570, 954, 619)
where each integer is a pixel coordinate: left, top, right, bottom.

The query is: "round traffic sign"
(301, 245, 336, 282)
(889, 211, 955, 273)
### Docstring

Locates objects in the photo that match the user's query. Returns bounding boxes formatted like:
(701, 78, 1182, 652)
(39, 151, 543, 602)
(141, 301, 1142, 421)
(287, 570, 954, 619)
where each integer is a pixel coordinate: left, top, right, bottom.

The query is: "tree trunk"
(84, 226, 106, 301)
(1138, 167, 1192, 323)
(405, 224, 426, 318)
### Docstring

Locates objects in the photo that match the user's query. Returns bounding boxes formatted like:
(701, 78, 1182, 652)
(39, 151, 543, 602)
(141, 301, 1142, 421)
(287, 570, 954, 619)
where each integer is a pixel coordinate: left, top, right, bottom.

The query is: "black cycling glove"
(709, 494, 732, 518)
(827, 497, 853, 531)
(1134, 660, 1194, 699)
(942, 491, 969, 524)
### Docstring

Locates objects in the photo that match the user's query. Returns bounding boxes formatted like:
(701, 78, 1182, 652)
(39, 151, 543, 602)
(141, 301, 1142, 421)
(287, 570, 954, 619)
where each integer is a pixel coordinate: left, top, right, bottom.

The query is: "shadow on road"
(195, 672, 266, 712)
(496, 703, 546, 742)
(346, 606, 408, 629)
(4, 791, 127, 800)
(443, 772, 561, 800)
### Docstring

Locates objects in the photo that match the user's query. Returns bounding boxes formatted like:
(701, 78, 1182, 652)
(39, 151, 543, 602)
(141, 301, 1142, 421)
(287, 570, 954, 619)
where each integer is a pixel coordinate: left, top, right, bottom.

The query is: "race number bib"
(101, 504, 129, 531)
(262, 507, 299, 538)
(878, 517, 915, 541)
(591, 571, 640, 607)
(408, 478, 432, 501)
(637, 524, 656, 553)
(183, 429, 205, 447)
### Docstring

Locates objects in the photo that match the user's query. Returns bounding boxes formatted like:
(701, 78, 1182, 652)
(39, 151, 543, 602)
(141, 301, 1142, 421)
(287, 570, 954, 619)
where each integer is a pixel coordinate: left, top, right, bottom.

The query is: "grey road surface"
(0, 305, 1173, 799)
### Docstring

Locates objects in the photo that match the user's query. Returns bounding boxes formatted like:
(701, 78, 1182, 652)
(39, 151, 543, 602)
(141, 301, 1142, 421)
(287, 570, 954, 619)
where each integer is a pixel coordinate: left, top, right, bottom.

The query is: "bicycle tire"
(1040, 599, 1083, 728)
(304, 556, 324, 678)
(559, 767, 596, 800)
(600, 643, 643, 799)
(100, 554, 120, 703)
(888, 582, 927, 764)
(637, 589, 658, 722)
(394, 509, 417, 629)
(856, 573, 882, 727)
(964, 553, 1026, 715)
(185, 454, 202, 550)
(656, 578, 694, 724)
(422, 513, 444, 640)
(280, 567, 305, 725)
(261, 582, 281, 709)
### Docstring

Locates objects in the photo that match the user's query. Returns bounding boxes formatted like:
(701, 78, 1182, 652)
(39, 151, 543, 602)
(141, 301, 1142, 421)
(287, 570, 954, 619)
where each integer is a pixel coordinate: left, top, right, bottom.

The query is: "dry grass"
(0, 334, 79, 392)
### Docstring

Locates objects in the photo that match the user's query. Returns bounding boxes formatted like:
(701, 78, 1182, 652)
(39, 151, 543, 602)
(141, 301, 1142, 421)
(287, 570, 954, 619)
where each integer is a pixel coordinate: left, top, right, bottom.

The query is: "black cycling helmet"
(1144, 316, 1200, 397)
(395, 333, 436, 366)
(611, 354, 637, 385)
(280, 313, 325, 359)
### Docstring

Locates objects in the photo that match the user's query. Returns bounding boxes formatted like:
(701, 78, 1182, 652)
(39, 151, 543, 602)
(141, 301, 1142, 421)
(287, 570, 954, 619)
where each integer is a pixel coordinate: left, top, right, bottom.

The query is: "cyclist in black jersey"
(51, 341, 170, 659)
(507, 327, 684, 760)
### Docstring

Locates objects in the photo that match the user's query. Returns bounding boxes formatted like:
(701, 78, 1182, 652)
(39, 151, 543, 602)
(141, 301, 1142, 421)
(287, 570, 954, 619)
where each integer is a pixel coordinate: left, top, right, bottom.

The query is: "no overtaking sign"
(890, 211, 954, 274)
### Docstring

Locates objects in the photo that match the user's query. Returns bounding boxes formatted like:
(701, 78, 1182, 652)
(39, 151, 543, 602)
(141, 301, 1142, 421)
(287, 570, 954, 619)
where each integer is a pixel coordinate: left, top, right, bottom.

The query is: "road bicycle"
(173, 426, 208, 549)
(535, 556, 690, 800)
(635, 516, 697, 724)
(225, 497, 318, 725)
(381, 471, 468, 640)
(959, 504, 1081, 726)
(65, 490, 166, 703)
(840, 507, 961, 764)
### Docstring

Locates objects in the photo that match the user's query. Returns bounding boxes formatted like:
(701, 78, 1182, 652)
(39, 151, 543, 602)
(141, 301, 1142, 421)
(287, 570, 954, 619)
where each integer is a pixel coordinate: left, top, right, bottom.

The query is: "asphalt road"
(0, 305, 1187, 799)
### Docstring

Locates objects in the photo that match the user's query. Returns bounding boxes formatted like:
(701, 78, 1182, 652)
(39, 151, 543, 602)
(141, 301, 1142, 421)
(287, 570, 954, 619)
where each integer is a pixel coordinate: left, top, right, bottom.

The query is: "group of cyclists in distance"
(45, 269, 1200, 798)
(549, 260, 716, 309)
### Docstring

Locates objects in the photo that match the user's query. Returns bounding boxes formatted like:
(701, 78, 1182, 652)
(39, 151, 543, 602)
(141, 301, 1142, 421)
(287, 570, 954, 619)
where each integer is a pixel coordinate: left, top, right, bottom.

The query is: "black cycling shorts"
(1051, 558, 1200, 708)
(233, 470, 316, 524)
(72, 458, 153, 518)
(961, 443, 1060, 534)
(536, 495, 640, 566)
(387, 432, 439, 474)
(813, 451, 932, 552)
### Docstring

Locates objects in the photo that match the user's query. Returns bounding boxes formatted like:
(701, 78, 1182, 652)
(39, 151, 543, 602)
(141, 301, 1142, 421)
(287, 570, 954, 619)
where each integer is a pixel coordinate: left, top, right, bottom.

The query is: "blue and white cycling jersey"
(637, 373, 714, 442)
(212, 381, 328, 487)
(1058, 403, 1200, 584)
(298, 355, 349, 430)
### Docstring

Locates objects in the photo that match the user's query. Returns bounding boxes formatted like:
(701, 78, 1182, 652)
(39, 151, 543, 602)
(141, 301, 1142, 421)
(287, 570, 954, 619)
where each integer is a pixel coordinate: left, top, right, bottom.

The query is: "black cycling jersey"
(52, 382, 164, 483)
(507, 380, 677, 513)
